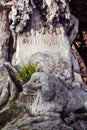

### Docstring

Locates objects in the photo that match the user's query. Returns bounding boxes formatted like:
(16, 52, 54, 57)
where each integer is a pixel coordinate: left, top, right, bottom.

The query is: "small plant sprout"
(15, 61, 37, 82)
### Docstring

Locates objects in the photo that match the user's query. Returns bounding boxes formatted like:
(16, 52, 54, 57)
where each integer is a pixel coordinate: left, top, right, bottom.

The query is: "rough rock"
(30, 52, 83, 88)
(0, 65, 9, 108)
(0, 72, 87, 130)
(0, 94, 27, 129)
(0, 62, 23, 108)
(0, 7, 10, 64)
(1, 115, 74, 130)
(0, 0, 87, 130)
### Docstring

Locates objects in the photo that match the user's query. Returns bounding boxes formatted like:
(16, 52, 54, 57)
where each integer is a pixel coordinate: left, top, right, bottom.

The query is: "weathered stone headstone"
(9, 0, 81, 84)
(15, 27, 71, 64)
(10, 0, 78, 65)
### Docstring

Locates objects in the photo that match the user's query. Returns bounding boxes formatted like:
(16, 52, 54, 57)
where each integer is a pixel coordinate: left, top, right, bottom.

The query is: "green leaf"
(15, 61, 37, 82)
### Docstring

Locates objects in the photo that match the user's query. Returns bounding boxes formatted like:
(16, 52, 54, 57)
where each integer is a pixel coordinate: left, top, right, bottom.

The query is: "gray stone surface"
(30, 52, 72, 80)
(1, 114, 74, 130)
(0, 71, 87, 130)
(0, 0, 87, 130)
(30, 51, 83, 91)
(23, 72, 68, 116)
(0, 65, 9, 107)
(0, 8, 10, 64)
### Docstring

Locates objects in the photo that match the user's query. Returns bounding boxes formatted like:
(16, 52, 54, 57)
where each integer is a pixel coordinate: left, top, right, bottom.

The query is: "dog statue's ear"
(42, 88, 56, 101)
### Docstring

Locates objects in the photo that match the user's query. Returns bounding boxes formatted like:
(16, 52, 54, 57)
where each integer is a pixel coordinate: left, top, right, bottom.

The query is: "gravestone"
(9, 0, 82, 83)
(15, 26, 71, 64)
(10, 0, 77, 65)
